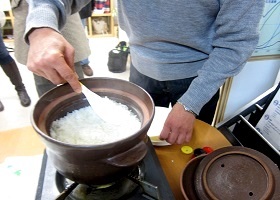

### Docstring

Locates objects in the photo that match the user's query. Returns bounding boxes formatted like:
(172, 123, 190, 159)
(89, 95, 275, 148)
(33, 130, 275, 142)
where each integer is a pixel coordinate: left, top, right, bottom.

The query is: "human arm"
(25, 0, 90, 37)
(25, 0, 90, 92)
(178, 0, 265, 115)
(160, 103, 196, 144)
(160, 0, 265, 144)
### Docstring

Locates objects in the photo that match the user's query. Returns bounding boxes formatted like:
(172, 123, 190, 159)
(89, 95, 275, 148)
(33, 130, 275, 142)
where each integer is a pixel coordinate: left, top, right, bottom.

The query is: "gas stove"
(35, 139, 175, 200)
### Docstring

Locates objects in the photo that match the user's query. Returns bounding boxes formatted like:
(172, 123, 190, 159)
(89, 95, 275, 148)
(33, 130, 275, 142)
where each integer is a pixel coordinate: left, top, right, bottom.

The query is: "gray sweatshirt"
(117, 0, 265, 114)
(25, 0, 265, 114)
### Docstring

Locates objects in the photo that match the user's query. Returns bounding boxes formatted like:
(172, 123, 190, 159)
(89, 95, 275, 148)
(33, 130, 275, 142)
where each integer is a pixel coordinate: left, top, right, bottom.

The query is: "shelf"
(87, 0, 116, 37)
(92, 13, 112, 17)
(2, 11, 14, 39)
(87, 15, 115, 37)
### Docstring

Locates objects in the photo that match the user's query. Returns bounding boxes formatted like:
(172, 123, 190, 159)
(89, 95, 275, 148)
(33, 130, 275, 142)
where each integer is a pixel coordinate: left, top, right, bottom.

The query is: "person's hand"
(159, 103, 195, 144)
(27, 28, 82, 93)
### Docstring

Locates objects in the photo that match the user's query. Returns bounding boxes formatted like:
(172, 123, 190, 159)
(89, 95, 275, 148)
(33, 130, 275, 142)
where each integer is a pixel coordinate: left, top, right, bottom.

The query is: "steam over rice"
(50, 98, 141, 145)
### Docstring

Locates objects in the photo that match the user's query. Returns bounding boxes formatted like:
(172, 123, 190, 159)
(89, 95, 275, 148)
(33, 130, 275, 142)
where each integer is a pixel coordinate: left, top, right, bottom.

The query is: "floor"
(0, 37, 130, 132)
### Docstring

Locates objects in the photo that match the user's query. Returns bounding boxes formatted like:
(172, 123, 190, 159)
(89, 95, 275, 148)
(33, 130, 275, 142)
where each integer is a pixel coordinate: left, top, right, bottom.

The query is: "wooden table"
(0, 120, 231, 199)
(154, 120, 231, 200)
(0, 126, 45, 163)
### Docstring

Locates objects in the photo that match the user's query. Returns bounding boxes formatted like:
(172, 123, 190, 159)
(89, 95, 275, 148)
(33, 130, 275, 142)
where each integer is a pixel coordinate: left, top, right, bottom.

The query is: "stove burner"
(55, 165, 145, 200)
(35, 139, 175, 200)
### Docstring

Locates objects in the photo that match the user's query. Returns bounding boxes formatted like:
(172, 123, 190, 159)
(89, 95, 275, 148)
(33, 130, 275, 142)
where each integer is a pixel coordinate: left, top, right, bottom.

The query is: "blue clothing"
(80, 58, 89, 66)
(0, 31, 26, 93)
(24, 0, 265, 114)
(25, 0, 90, 43)
(80, 18, 90, 66)
(0, 32, 14, 65)
(117, 0, 265, 114)
(129, 63, 219, 123)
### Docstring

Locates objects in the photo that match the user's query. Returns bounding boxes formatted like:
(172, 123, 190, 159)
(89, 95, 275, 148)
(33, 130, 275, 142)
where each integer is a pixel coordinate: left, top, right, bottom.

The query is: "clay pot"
(181, 146, 280, 200)
(31, 78, 155, 185)
(180, 155, 206, 200)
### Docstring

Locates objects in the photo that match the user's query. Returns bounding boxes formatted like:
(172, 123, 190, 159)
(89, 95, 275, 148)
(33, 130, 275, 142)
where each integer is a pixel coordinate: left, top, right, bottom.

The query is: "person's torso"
(117, 0, 221, 80)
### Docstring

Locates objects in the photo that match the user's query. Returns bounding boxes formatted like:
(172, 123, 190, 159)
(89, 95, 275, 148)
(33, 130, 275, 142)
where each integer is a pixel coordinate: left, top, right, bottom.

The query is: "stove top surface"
(35, 139, 175, 200)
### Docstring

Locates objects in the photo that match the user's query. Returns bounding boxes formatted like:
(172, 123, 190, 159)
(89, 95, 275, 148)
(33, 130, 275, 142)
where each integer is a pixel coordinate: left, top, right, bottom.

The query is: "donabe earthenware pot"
(180, 146, 280, 200)
(31, 77, 155, 185)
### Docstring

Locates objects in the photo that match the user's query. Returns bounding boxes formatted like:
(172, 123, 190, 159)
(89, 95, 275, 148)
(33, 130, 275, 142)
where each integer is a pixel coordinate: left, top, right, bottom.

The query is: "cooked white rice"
(50, 98, 141, 145)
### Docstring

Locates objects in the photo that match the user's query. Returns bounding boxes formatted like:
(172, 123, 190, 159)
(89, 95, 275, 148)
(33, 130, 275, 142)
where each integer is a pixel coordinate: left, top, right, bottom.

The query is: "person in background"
(79, 0, 94, 77)
(11, 0, 91, 96)
(0, 31, 31, 111)
(24, 0, 265, 144)
(0, 100, 3, 112)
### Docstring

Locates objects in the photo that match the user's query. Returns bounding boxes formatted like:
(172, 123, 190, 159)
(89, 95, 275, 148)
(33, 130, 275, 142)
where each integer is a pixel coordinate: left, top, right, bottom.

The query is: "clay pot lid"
(194, 146, 280, 200)
(180, 155, 206, 200)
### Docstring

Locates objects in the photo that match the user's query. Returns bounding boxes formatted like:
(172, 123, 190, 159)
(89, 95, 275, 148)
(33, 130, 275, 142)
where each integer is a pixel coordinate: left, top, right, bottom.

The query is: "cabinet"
(86, 0, 116, 37)
(2, 10, 14, 39)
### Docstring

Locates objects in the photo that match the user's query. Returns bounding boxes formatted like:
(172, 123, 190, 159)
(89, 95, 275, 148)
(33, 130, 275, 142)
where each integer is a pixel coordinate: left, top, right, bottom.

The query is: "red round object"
(202, 146, 213, 154)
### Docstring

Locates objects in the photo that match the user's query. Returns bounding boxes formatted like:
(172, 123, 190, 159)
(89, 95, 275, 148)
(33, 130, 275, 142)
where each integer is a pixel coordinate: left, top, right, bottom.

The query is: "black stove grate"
(35, 139, 175, 200)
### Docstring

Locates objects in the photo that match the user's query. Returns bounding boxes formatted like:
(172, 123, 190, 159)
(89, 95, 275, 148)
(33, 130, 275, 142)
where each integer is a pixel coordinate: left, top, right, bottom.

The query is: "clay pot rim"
(195, 146, 279, 200)
(180, 146, 280, 200)
(31, 77, 155, 149)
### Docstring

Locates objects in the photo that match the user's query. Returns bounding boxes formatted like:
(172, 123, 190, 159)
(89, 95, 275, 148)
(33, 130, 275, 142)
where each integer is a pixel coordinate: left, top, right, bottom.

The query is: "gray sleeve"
(178, 0, 265, 115)
(24, 0, 90, 43)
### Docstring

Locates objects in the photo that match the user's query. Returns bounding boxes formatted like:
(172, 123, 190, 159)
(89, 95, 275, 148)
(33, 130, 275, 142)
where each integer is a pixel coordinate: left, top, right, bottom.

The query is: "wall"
(223, 59, 280, 120)
(0, 0, 11, 11)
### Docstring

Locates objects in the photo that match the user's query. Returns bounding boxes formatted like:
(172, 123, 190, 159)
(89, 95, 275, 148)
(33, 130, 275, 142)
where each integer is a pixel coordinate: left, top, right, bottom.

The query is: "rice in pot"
(50, 98, 141, 145)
